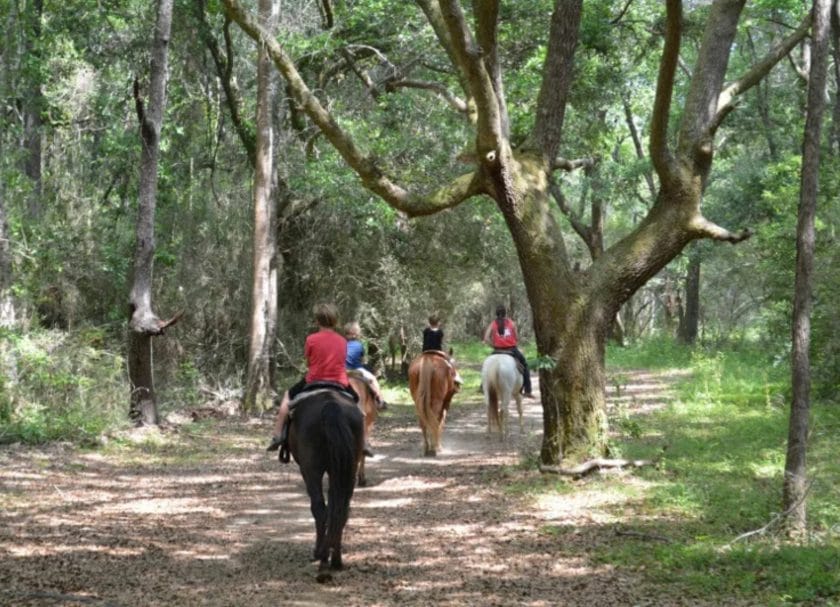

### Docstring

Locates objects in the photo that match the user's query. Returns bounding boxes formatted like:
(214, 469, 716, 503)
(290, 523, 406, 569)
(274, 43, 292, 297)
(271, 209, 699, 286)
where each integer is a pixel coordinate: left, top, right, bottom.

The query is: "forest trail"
(1, 368, 746, 607)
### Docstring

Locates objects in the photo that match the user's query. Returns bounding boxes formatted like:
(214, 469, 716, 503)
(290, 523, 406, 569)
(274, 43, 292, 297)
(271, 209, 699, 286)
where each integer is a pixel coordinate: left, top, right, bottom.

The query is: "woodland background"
(1, 0, 839, 447)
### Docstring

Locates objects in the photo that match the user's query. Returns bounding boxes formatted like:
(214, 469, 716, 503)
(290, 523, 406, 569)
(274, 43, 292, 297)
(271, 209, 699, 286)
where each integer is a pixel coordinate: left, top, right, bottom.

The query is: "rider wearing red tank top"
(487, 317, 518, 349)
(483, 305, 533, 397)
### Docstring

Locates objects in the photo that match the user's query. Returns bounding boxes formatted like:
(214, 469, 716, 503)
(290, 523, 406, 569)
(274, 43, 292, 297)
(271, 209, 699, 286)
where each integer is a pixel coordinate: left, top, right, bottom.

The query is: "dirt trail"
(1, 371, 715, 607)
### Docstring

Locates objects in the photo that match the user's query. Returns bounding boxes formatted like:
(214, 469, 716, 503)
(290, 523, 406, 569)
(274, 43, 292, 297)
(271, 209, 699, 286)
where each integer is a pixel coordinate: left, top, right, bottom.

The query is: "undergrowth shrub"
(0, 327, 127, 444)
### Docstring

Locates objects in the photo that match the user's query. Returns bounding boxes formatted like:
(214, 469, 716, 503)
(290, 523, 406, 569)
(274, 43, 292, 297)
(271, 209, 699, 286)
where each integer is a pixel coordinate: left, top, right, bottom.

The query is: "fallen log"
(539, 457, 658, 479)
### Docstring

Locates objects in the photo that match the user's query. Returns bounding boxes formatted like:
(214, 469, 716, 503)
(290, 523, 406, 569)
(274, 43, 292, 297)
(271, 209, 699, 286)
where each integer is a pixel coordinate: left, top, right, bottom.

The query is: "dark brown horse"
(408, 351, 459, 456)
(347, 374, 380, 487)
(288, 388, 364, 575)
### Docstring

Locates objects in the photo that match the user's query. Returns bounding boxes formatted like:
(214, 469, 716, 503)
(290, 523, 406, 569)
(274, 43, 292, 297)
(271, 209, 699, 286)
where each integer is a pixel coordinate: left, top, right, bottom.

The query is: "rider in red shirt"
(483, 305, 533, 397)
(268, 303, 366, 458)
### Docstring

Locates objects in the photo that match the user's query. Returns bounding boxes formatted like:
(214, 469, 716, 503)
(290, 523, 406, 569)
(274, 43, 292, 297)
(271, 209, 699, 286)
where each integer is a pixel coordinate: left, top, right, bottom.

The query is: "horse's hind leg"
(303, 474, 328, 562)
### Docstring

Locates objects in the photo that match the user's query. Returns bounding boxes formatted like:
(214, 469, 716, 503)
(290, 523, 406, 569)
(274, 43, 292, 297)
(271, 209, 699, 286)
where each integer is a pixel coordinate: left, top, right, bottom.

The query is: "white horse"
(481, 353, 524, 440)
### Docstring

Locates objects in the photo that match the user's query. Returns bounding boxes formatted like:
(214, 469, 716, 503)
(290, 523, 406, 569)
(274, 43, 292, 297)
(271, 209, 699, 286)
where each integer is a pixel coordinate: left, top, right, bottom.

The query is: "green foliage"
(0, 328, 129, 444)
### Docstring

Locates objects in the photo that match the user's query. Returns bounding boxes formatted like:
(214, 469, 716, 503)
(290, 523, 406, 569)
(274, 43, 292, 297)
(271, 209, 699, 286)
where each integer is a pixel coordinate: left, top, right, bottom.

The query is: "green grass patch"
(534, 339, 840, 606)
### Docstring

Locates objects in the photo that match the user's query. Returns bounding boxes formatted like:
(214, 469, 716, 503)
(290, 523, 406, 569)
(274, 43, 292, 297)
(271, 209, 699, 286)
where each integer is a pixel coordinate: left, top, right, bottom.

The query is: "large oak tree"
(224, 0, 810, 464)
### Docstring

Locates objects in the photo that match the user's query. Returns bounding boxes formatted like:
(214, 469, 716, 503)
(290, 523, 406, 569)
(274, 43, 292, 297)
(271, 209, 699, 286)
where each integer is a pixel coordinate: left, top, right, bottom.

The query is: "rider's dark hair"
(495, 305, 506, 334)
(313, 302, 338, 328)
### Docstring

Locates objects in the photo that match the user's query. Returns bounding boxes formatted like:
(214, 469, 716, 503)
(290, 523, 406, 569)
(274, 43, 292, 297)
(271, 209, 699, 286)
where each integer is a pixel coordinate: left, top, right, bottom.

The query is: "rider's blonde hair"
(344, 321, 361, 338)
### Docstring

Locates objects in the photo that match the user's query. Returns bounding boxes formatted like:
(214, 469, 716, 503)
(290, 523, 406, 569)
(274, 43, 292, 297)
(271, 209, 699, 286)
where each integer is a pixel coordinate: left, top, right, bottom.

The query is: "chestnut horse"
(347, 374, 380, 487)
(288, 388, 364, 574)
(481, 353, 523, 440)
(408, 351, 459, 456)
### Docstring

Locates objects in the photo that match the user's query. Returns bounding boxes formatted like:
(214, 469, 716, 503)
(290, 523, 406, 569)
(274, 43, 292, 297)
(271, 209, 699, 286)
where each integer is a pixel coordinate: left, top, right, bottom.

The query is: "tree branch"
(650, 0, 681, 181)
(438, 0, 503, 155)
(193, 0, 256, 163)
(340, 47, 379, 99)
(384, 78, 469, 114)
(551, 156, 597, 172)
(689, 215, 752, 243)
(473, 0, 509, 136)
(677, 0, 746, 169)
(415, 0, 472, 99)
(550, 181, 590, 244)
(623, 97, 657, 200)
(222, 0, 484, 216)
(532, 0, 583, 160)
(711, 14, 811, 133)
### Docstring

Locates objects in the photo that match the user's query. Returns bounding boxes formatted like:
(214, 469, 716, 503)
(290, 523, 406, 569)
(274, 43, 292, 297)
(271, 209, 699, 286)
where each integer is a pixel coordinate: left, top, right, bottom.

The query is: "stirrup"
(266, 435, 283, 452)
(279, 444, 291, 463)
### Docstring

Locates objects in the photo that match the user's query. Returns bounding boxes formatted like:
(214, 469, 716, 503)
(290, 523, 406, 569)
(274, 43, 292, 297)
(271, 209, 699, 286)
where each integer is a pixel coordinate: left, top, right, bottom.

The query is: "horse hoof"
(357, 478, 367, 488)
(316, 571, 333, 584)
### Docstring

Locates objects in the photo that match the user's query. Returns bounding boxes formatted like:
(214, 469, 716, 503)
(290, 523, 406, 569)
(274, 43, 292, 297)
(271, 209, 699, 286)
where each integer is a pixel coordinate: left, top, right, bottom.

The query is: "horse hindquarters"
(321, 401, 362, 570)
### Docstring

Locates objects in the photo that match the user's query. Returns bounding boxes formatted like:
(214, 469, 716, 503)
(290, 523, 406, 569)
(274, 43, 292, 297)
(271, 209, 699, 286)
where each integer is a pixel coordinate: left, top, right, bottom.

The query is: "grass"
(593, 339, 839, 605)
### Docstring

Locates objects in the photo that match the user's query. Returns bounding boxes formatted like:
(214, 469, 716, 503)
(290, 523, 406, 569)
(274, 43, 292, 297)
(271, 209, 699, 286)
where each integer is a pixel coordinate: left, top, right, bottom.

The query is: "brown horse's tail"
(417, 357, 441, 448)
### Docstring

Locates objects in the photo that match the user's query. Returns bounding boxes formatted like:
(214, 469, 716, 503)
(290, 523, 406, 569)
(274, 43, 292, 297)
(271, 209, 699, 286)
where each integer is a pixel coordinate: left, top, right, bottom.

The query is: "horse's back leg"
(301, 469, 328, 563)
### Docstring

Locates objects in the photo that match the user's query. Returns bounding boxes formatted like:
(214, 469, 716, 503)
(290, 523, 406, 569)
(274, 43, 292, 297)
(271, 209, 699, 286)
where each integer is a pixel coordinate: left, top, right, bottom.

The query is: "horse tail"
(417, 357, 440, 446)
(322, 400, 356, 544)
(486, 362, 501, 429)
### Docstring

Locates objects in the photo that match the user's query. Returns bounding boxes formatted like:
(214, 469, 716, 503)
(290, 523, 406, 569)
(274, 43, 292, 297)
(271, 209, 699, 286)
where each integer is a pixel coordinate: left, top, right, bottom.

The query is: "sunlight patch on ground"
(534, 488, 637, 525)
(6, 543, 143, 558)
(369, 477, 450, 492)
(355, 497, 414, 509)
(97, 497, 225, 515)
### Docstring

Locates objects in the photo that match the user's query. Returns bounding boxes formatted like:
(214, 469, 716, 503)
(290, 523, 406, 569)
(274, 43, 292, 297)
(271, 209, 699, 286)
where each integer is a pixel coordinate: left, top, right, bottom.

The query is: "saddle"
(490, 349, 525, 376)
(289, 382, 358, 418)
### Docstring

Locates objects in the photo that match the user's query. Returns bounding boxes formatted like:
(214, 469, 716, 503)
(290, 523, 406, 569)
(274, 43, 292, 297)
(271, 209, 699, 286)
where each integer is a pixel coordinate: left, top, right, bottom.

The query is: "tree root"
(539, 457, 658, 479)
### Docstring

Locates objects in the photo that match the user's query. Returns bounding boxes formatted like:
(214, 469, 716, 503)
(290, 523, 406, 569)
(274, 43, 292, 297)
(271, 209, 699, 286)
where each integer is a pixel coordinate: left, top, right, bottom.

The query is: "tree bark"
(830, 2, 840, 155)
(783, 0, 832, 538)
(0, 172, 13, 329)
(128, 0, 175, 426)
(679, 249, 701, 345)
(23, 0, 43, 220)
(243, 0, 278, 414)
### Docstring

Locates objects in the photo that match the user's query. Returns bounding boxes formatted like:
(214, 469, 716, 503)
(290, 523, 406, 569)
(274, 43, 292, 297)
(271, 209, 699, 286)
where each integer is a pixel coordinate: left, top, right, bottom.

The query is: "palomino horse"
(347, 374, 381, 487)
(287, 388, 364, 574)
(481, 353, 524, 440)
(408, 351, 459, 456)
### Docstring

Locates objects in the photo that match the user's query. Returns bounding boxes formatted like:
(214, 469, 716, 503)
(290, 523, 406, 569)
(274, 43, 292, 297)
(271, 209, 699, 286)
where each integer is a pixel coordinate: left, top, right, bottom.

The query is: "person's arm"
(483, 323, 493, 345)
(511, 320, 519, 343)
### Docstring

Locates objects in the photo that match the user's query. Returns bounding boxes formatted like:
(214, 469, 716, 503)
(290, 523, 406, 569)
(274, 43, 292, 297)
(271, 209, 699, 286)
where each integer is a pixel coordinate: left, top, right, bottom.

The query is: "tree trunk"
(830, 2, 840, 155)
(23, 0, 43, 220)
(679, 249, 701, 345)
(0, 135, 13, 329)
(128, 0, 174, 426)
(243, 0, 278, 414)
(783, 0, 831, 537)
